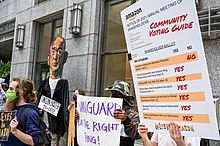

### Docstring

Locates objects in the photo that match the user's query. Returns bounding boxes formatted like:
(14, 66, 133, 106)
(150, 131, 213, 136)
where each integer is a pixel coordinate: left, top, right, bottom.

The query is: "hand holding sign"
(168, 122, 184, 144)
(113, 109, 127, 121)
(9, 117, 18, 134)
(137, 123, 149, 140)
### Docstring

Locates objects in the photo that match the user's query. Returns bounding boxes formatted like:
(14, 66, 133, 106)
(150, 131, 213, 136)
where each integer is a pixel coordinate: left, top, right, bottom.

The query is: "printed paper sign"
(0, 111, 16, 141)
(38, 95, 61, 116)
(121, 0, 219, 139)
(77, 95, 123, 146)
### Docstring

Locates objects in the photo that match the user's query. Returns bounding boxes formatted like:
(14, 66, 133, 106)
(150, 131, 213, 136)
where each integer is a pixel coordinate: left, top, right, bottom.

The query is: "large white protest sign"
(38, 95, 61, 116)
(77, 95, 123, 146)
(121, 0, 219, 139)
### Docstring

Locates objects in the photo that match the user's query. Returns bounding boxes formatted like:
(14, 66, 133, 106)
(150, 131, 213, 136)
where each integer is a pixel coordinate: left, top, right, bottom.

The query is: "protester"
(37, 36, 69, 146)
(68, 89, 85, 146)
(0, 81, 6, 111)
(105, 80, 140, 146)
(138, 122, 201, 146)
(68, 89, 85, 112)
(1, 76, 40, 146)
(2, 83, 8, 92)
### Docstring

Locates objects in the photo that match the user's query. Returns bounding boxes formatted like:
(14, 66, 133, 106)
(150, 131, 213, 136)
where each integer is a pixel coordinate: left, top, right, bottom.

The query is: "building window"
(100, 0, 136, 97)
(35, 18, 63, 87)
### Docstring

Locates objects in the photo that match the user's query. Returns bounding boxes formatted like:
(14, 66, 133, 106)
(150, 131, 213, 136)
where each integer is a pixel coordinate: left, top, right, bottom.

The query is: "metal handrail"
(198, 9, 209, 15)
(211, 7, 220, 13)
(199, 17, 209, 21)
(211, 14, 220, 19)
(198, 6, 220, 38)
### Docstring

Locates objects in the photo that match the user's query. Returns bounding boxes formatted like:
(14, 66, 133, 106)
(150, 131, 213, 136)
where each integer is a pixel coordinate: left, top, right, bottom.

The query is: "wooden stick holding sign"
(68, 101, 75, 146)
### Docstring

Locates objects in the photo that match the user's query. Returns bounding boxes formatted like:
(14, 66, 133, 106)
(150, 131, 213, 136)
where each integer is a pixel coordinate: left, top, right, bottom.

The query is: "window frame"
(96, 0, 137, 96)
(33, 14, 63, 87)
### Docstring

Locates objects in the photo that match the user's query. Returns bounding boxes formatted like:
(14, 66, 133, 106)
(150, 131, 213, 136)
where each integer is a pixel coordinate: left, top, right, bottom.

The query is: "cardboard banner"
(0, 111, 16, 141)
(121, 0, 219, 139)
(77, 95, 123, 146)
(38, 95, 61, 116)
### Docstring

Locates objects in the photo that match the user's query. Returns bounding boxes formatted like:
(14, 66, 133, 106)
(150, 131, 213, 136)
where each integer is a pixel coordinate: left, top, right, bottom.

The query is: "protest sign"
(38, 95, 61, 116)
(77, 95, 123, 146)
(121, 0, 219, 139)
(0, 111, 16, 141)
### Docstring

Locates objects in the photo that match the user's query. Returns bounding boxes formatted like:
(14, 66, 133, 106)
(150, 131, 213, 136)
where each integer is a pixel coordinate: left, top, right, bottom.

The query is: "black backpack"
(20, 108, 52, 146)
(200, 138, 210, 146)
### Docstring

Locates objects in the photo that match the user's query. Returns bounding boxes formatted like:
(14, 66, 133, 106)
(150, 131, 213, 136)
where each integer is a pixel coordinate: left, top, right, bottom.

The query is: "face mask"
(6, 89, 18, 102)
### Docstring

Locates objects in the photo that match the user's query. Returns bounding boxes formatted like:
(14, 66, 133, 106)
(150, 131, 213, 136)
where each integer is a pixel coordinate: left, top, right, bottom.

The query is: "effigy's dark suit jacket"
(37, 78, 69, 136)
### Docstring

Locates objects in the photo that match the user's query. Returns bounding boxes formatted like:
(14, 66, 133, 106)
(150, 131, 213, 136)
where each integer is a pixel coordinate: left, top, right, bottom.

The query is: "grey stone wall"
(204, 39, 220, 96)
(0, 0, 17, 23)
(0, 0, 100, 95)
(201, 0, 220, 144)
(62, 0, 100, 95)
(200, 0, 220, 9)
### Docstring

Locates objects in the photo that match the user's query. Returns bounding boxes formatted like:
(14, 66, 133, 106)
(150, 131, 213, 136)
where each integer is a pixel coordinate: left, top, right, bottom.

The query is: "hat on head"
(0, 78, 5, 85)
(105, 80, 130, 96)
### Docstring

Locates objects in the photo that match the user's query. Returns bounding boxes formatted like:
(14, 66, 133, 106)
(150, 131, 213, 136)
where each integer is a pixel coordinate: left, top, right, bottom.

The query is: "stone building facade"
(0, 0, 100, 95)
(0, 0, 220, 144)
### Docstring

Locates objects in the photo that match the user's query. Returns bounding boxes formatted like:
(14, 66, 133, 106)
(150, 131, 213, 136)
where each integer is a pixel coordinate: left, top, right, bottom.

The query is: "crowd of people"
(0, 35, 212, 146)
(0, 77, 211, 146)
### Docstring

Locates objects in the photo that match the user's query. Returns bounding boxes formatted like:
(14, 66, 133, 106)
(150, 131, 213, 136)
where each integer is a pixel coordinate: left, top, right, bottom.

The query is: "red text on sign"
(177, 84, 187, 90)
(171, 22, 194, 32)
(181, 105, 191, 111)
(176, 75, 186, 82)
(183, 115, 193, 121)
(174, 66, 184, 72)
(187, 54, 197, 60)
(179, 94, 189, 100)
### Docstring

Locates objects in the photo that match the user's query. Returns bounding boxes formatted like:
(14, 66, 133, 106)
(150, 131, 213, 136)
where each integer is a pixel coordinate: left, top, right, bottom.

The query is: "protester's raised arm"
(138, 123, 157, 146)
(168, 122, 186, 146)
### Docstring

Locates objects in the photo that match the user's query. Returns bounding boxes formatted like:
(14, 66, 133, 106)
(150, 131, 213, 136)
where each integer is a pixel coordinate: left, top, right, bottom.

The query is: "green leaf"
(0, 60, 11, 79)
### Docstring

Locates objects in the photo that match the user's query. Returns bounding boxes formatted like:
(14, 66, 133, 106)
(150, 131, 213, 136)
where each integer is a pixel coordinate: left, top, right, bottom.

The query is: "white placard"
(121, 0, 219, 139)
(77, 95, 123, 146)
(38, 95, 61, 116)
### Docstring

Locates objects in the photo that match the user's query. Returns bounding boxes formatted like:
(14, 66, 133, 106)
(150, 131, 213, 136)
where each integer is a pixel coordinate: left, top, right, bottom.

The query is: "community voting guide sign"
(121, 0, 219, 139)
(77, 95, 123, 146)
